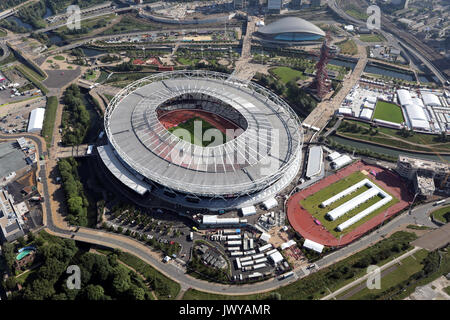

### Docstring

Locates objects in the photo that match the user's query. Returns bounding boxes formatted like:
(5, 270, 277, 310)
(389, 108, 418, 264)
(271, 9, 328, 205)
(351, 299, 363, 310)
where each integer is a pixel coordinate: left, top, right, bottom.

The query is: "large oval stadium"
(99, 70, 303, 209)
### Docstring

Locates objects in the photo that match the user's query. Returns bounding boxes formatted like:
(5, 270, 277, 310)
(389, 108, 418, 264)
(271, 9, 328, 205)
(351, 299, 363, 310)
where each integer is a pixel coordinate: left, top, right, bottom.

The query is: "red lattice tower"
(312, 32, 333, 99)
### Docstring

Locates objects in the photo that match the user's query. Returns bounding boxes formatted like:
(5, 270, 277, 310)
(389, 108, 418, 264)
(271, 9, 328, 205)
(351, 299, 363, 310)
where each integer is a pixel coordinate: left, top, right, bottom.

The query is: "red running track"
(287, 161, 413, 247)
(158, 109, 242, 138)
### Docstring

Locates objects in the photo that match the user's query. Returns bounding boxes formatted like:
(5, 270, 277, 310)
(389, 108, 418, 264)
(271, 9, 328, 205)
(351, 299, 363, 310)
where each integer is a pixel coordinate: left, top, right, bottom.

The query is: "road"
(303, 43, 367, 139)
(1, 130, 441, 296)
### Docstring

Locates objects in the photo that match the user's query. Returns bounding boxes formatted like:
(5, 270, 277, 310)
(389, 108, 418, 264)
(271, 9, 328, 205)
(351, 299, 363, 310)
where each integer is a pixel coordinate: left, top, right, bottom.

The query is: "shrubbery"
(61, 84, 90, 146)
(58, 157, 88, 226)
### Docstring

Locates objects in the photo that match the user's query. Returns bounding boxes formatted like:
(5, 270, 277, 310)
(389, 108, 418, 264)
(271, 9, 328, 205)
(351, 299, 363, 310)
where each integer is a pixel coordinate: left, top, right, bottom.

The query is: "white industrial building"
(303, 239, 324, 253)
(306, 146, 323, 179)
(338, 107, 353, 116)
(331, 155, 352, 170)
(262, 197, 278, 210)
(326, 187, 380, 221)
(422, 93, 441, 107)
(241, 206, 257, 217)
(359, 108, 373, 120)
(336, 193, 392, 231)
(404, 103, 430, 131)
(268, 251, 283, 265)
(327, 151, 341, 161)
(27, 108, 45, 133)
(322, 178, 392, 229)
(321, 178, 371, 207)
(397, 89, 413, 106)
(396, 89, 431, 132)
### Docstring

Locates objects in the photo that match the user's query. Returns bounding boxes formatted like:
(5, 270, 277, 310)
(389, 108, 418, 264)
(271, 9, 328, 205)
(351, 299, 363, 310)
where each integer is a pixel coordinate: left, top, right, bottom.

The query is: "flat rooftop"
(399, 155, 450, 173)
(0, 142, 27, 178)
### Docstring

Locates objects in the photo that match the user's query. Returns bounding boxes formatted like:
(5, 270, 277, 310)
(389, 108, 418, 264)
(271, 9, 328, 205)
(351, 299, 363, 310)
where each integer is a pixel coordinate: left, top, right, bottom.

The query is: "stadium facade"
(99, 71, 303, 210)
(255, 17, 325, 45)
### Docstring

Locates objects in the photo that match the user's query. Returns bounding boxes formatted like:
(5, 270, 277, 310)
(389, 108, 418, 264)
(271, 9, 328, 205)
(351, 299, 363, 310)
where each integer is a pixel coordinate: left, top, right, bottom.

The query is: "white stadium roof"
(105, 70, 303, 198)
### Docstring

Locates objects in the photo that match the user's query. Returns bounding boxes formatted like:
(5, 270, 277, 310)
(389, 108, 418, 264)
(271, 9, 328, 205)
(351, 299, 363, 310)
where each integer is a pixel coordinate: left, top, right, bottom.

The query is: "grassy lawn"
(431, 205, 450, 224)
(53, 55, 65, 61)
(338, 120, 450, 152)
(168, 117, 225, 147)
(101, 15, 156, 35)
(342, 249, 429, 300)
(270, 66, 307, 84)
(337, 39, 358, 55)
(177, 57, 199, 66)
(41, 96, 58, 147)
(444, 286, 450, 296)
(344, 7, 369, 20)
(84, 69, 97, 81)
(373, 101, 404, 123)
(300, 171, 398, 238)
(0, 28, 7, 37)
(359, 34, 386, 43)
(15, 64, 48, 95)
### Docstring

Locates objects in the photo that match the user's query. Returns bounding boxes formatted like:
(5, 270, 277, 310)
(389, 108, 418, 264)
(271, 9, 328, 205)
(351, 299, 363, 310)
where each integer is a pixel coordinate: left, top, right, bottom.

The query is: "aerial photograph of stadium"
(0, 0, 449, 312)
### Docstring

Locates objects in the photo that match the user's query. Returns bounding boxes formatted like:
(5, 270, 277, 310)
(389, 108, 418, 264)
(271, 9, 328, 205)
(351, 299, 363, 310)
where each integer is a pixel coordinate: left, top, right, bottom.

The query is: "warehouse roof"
(306, 146, 323, 178)
(422, 93, 441, 106)
(303, 239, 324, 253)
(405, 103, 428, 121)
(27, 108, 45, 132)
(397, 89, 413, 106)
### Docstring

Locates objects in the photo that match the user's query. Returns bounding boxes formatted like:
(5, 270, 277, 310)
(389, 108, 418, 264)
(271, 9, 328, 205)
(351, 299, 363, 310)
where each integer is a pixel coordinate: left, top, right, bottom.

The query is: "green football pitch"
(300, 171, 398, 238)
(168, 117, 226, 147)
(373, 101, 405, 124)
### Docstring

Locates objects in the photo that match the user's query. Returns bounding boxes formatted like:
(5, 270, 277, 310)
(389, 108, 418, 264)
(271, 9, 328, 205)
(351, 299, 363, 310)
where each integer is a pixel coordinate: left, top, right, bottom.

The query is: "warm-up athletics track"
(287, 161, 412, 247)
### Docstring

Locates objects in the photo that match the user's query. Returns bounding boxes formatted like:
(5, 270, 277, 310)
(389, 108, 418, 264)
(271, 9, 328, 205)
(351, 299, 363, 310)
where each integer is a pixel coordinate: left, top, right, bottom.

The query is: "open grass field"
(340, 249, 429, 300)
(270, 66, 307, 84)
(299, 171, 398, 238)
(373, 101, 404, 123)
(168, 117, 226, 147)
(337, 39, 358, 55)
(431, 205, 450, 224)
(444, 286, 450, 296)
(41, 96, 58, 147)
(337, 119, 450, 152)
(359, 34, 386, 43)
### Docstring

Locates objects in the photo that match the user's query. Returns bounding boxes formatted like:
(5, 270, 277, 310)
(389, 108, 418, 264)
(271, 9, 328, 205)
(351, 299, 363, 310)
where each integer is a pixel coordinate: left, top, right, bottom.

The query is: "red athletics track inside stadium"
(158, 109, 242, 138)
(287, 161, 413, 247)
